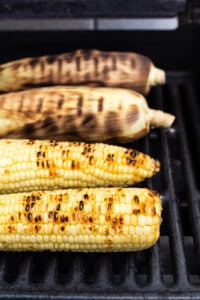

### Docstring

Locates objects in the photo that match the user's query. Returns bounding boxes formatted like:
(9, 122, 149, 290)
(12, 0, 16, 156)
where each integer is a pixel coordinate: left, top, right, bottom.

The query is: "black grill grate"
(0, 72, 200, 299)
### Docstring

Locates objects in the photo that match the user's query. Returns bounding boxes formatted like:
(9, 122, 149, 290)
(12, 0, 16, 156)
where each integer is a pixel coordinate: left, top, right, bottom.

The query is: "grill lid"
(0, 0, 187, 18)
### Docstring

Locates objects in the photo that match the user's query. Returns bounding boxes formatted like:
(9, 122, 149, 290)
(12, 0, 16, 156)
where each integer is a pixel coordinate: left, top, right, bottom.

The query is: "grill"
(0, 1, 200, 299)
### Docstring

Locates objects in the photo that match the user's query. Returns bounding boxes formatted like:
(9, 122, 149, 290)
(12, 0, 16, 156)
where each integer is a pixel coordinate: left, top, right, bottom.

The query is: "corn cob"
(0, 86, 175, 143)
(0, 187, 162, 252)
(0, 49, 165, 94)
(0, 139, 160, 194)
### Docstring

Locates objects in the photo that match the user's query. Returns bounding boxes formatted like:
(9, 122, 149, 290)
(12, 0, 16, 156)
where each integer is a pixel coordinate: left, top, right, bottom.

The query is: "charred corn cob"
(0, 86, 175, 143)
(0, 139, 160, 194)
(0, 49, 165, 94)
(0, 187, 162, 252)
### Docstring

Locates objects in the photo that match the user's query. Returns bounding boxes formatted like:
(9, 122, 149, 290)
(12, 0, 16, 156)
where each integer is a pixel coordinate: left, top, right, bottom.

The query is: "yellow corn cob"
(0, 49, 165, 94)
(0, 139, 160, 194)
(0, 86, 175, 143)
(0, 187, 162, 252)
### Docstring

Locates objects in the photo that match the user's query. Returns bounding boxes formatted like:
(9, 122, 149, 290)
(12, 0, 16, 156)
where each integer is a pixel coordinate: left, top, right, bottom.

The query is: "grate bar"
(169, 82, 200, 270)
(156, 85, 189, 286)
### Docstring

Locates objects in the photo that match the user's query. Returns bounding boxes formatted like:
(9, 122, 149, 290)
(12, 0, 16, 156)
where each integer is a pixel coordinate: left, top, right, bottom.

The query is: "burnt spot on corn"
(46, 55, 57, 64)
(126, 157, 136, 165)
(126, 104, 139, 125)
(82, 49, 92, 61)
(112, 55, 117, 71)
(22, 123, 36, 134)
(81, 114, 94, 126)
(71, 160, 80, 169)
(77, 96, 83, 116)
(133, 209, 140, 214)
(151, 206, 156, 216)
(36, 97, 43, 113)
(89, 156, 94, 165)
(29, 58, 39, 68)
(84, 193, 89, 200)
(25, 204, 30, 212)
(34, 225, 40, 233)
(102, 66, 109, 80)
(134, 195, 139, 204)
(98, 97, 103, 112)
(79, 200, 84, 211)
(34, 215, 42, 222)
(48, 211, 53, 219)
(106, 111, 120, 135)
(94, 56, 99, 78)
(28, 213, 32, 222)
(42, 117, 54, 128)
(57, 95, 64, 109)
(76, 55, 80, 71)
(107, 154, 115, 162)
(65, 51, 75, 63)
(60, 226, 65, 232)
(89, 216, 93, 222)
(56, 204, 60, 211)
(54, 212, 58, 222)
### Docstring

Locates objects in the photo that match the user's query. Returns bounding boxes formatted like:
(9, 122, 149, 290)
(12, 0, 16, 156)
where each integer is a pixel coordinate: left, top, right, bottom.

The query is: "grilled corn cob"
(0, 49, 165, 94)
(0, 187, 162, 252)
(0, 139, 160, 194)
(0, 86, 175, 143)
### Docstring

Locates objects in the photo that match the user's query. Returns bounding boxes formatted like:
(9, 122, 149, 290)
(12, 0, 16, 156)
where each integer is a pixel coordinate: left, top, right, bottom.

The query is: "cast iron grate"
(0, 72, 199, 299)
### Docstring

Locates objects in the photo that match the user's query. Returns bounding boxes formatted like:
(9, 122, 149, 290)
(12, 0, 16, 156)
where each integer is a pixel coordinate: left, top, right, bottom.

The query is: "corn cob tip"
(149, 109, 175, 129)
(148, 64, 166, 86)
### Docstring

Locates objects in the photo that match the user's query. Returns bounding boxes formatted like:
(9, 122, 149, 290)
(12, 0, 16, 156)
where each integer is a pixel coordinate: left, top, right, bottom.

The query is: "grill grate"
(0, 72, 200, 299)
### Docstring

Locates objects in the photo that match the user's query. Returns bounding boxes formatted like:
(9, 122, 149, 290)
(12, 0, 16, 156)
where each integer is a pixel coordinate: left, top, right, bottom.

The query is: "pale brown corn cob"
(0, 49, 165, 94)
(0, 187, 162, 252)
(0, 139, 160, 194)
(0, 86, 175, 143)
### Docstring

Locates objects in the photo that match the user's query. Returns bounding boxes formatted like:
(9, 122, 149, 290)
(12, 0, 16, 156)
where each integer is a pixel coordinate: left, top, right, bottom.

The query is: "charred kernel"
(89, 156, 94, 164)
(126, 157, 132, 164)
(84, 194, 89, 200)
(133, 209, 140, 214)
(112, 217, 117, 224)
(11, 216, 14, 221)
(54, 212, 58, 221)
(56, 204, 60, 211)
(60, 226, 65, 232)
(89, 216, 93, 222)
(60, 215, 65, 222)
(71, 160, 75, 169)
(107, 154, 111, 161)
(46, 160, 50, 168)
(65, 216, 69, 222)
(35, 225, 39, 233)
(48, 211, 53, 218)
(37, 151, 42, 158)
(107, 203, 112, 211)
(31, 195, 36, 201)
(109, 197, 113, 202)
(131, 150, 137, 158)
(41, 161, 45, 168)
(134, 195, 139, 203)
(132, 160, 136, 165)
(119, 216, 123, 224)
(36, 161, 40, 167)
(26, 196, 31, 202)
(36, 195, 40, 200)
(79, 201, 84, 210)
(35, 215, 42, 222)
(28, 213, 32, 221)
(25, 204, 30, 212)
(151, 207, 156, 215)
